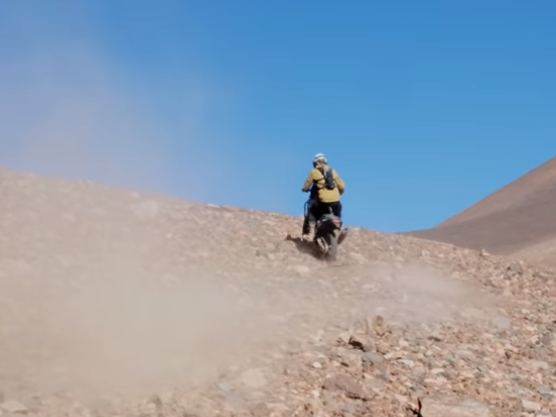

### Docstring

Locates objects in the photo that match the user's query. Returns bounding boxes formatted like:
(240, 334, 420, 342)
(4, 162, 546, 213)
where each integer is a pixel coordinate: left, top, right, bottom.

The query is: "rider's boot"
(301, 215, 312, 241)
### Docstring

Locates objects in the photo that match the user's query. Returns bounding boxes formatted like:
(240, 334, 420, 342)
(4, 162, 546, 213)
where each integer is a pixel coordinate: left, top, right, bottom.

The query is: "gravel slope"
(1, 168, 556, 416)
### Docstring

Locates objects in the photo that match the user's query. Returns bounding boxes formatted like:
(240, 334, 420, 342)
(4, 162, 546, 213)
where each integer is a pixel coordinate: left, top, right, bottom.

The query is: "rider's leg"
(311, 200, 324, 224)
(302, 199, 317, 238)
(332, 201, 342, 218)
(301, 214, 311, 237)
(332, 201, 348, 242)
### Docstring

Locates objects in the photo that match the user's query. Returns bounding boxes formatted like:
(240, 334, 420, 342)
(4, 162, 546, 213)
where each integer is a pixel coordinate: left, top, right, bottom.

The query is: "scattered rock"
(362, 352, 385, 365)
(2, 167, 556, 417)
(424, 398, 490, 417)
(399, 359, 415, 368)
(337, 331, 352, 345)
(322, 374, 366, 400)
(508, 262, 524, 275)
(250, 402, 270, 417)
(370, 315, 386, 337)
(427, 333, 443, 342)
(348, 334, 372, 352)
(522, 399, 542, 412)
(1, 400, 27, 414)
(537, 384, 552, 397)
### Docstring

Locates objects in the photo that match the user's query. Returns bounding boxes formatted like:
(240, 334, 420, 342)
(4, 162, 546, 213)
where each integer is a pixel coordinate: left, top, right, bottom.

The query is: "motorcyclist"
(301, 153, 345, 240)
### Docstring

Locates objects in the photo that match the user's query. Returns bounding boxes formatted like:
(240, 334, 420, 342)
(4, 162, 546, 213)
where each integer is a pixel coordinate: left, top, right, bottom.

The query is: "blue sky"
(1, 0, 555, 233)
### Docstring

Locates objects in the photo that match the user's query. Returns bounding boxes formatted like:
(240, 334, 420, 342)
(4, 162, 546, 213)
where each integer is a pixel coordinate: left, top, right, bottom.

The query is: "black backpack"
(320, 166, 336, 190)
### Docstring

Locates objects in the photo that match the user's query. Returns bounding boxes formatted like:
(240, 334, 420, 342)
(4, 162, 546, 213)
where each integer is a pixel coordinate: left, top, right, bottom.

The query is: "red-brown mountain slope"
(406, 155, 556, 264)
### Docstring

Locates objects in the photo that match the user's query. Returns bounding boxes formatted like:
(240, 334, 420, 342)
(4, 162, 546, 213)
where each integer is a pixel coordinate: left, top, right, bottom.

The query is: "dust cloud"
(0, 28, 242, 407)
(0, 2, 218, 202)
(362, 262, 496, 324)
(0, 206, 276, 404)
(0, 46, 178, 195)
(0, 3, 283, 406)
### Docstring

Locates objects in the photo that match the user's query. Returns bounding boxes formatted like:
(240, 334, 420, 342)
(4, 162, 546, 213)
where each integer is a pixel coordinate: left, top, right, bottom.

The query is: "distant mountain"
(405, 155, 556, 265)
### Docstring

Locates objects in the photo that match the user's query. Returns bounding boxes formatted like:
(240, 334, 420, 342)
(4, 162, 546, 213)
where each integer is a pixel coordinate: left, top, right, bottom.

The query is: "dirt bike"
(304, 200, 348, 261)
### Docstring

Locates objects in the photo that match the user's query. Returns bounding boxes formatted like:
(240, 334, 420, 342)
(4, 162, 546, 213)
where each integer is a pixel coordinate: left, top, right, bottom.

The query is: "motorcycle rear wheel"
(325, 232, 338, 261)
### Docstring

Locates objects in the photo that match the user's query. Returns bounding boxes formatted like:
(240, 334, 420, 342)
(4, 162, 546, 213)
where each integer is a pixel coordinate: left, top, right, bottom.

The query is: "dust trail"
(0, 2, 219, 201)
(0, 208, 273, 403)
(358, 261, 495, 324)
(0, 2, 278, 405)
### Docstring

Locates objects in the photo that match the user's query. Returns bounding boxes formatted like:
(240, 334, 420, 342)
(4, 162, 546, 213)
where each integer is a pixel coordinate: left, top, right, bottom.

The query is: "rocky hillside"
(406, 155, 556, 265)
(2, 167, 556, 417)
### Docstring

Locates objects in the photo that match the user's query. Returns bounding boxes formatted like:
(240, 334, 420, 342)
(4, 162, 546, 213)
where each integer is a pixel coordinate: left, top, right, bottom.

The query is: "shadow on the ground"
(284, 233, 323, 260)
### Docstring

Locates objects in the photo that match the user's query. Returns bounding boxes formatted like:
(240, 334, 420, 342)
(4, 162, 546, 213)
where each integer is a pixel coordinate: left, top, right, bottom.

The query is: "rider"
(301, 153, 345, 240)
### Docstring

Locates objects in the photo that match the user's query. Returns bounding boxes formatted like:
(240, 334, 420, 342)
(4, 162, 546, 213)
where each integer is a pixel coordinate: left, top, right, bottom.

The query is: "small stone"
(363, 352, 385, 365)
(507, 263, 524, 275)
(395, 394, 408, 405)
(337, 331, 352, 344)
(384, 352, 402, 360)
(348, 334, 372, 352)
(424, 398, 490, 417)
(1, 400, 27, 414)
(529, 360, 549, 371)
(322, 374, 366, 400)
(537, 384, 552, 395)
(398, 338, 409, 348)
(372, 315, 386, 336)
(477, 365, 489, 374)
(427, 333, 442, 342)
(250, 402, 270, 417)
(375, 341, 390, 354)
(400, 359, 415, 368)
(522, 399, 541, 412)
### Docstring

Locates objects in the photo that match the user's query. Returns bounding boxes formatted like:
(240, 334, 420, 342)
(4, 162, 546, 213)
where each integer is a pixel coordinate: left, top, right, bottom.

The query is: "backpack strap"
(314, 166, 325, 188)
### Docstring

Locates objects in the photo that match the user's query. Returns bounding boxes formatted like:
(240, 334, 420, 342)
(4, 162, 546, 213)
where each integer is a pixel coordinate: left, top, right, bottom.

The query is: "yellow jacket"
(302, 162, 345, 203)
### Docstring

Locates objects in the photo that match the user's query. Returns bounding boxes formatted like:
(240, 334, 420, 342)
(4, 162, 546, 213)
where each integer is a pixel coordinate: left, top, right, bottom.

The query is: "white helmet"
(313, 153, 327, 164)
